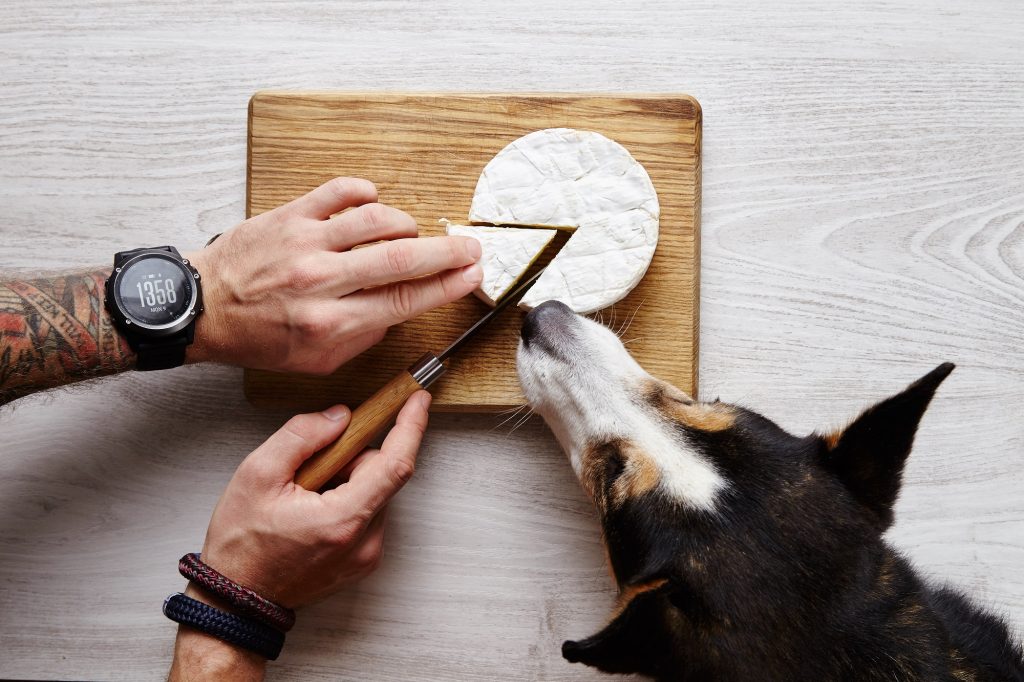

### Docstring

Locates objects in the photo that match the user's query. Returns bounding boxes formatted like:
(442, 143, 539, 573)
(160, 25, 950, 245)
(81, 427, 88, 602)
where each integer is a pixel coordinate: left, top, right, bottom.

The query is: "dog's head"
(517, 300, 953, 677)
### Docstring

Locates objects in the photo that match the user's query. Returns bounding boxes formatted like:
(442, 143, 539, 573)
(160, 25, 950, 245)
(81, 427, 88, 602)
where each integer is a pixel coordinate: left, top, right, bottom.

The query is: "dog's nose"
(521, 299, 574, 346)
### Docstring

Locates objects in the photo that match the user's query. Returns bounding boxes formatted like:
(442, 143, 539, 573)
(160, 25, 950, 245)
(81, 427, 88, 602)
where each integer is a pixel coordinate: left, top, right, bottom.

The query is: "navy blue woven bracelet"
(163, 592, 285, 660)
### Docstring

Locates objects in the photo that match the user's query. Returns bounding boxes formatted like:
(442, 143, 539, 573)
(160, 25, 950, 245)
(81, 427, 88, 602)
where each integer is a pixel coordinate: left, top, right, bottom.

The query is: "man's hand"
(187, 177, 482, 373)
(168, 394, 430, 680)
(0, 177, 472, 406)
(197, 392, 431, 607)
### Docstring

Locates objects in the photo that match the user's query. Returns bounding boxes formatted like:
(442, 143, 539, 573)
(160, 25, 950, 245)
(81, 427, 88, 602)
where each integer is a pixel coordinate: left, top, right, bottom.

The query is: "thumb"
(244, 405, 352, 486)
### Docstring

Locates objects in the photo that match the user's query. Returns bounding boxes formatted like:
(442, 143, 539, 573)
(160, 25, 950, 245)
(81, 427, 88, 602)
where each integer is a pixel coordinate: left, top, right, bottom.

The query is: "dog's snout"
(521, 300, 575, 347)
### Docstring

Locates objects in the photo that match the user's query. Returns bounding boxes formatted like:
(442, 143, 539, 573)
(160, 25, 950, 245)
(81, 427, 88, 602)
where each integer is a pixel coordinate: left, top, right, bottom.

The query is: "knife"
(294, 268, 544, 491)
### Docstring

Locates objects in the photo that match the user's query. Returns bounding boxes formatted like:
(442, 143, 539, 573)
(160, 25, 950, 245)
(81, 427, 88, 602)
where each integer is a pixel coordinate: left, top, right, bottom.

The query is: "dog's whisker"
(494, 402, 528, 419)
(507, 408, 536, 435)
(617, 299, 645, 337)
(493, 404, 530, 431)
(618, 301, 643, 335)
(495, 402, 529, 416)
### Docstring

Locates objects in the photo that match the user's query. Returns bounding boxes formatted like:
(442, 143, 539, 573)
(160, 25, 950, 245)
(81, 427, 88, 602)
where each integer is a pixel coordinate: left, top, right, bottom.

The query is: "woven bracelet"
(178, 553, 296, 632)
(163, 593, 285, 660)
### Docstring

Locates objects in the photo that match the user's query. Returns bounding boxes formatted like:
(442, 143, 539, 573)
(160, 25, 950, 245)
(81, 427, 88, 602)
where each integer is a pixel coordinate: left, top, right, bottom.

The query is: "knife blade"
(294, 268, 544, 491)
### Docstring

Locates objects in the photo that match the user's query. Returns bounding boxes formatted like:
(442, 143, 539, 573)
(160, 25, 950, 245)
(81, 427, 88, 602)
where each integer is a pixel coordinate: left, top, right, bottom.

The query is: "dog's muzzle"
(521, 300, 577, 356)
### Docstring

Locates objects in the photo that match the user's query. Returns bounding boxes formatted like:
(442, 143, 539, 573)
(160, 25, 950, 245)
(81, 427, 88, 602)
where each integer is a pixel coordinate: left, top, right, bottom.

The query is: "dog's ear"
(818, 363, 954, 528)
(562, 581, 674, 675)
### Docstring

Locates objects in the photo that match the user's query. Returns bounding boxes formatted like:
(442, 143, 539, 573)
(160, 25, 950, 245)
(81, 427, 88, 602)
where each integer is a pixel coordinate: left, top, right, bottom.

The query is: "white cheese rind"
(445, 223, 556, 306)
(468, 128, 659, 313)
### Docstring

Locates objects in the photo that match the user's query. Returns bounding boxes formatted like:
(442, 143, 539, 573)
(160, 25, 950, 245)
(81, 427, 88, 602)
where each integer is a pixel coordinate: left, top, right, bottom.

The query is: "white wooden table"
(1, 2, 1022, 679)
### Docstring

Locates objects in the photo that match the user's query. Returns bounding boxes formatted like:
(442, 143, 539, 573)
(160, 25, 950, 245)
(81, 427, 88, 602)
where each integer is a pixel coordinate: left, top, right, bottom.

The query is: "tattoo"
(0, 269, 135, 406)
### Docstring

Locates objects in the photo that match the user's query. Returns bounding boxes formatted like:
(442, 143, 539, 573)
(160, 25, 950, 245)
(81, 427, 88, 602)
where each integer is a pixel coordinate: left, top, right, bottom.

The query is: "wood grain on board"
(243, 92, 701, 411)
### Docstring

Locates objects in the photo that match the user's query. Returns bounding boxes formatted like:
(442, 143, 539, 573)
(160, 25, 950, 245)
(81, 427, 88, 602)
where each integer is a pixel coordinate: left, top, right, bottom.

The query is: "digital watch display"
(104, 246, 204, 370)
(114, 254, 196, 328)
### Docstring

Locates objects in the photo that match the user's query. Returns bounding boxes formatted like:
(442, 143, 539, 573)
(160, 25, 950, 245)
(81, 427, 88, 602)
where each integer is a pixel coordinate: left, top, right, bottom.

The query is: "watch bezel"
(107, 252, 201, 337)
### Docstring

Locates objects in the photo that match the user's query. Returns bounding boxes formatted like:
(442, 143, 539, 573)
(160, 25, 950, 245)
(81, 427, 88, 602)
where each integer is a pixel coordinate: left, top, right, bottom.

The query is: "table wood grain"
(1, 1, 1022, 680)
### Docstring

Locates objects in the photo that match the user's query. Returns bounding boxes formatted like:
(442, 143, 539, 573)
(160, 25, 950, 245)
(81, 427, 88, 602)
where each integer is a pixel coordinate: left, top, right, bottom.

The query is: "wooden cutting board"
(244, 92, 701, 412)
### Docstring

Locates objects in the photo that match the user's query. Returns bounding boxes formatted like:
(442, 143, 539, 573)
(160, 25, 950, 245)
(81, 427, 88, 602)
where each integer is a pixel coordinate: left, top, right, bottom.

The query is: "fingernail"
(322, 405, 349, 421)
(462, 238, 481, 260)
(464, 238, 482, 260)
(419, 392, 433, 410)
(462, 264, 483, 284)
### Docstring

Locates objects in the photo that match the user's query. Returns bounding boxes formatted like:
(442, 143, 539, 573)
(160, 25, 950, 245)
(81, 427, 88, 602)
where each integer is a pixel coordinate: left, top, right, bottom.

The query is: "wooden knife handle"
(294, 370, 424, 491)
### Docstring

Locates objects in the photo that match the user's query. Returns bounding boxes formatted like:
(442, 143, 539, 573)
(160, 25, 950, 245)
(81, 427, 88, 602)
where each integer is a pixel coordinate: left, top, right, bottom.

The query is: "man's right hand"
(185, 177, 483, 374)
(168, 393, 432, 681)
(195, 394, 431, 608)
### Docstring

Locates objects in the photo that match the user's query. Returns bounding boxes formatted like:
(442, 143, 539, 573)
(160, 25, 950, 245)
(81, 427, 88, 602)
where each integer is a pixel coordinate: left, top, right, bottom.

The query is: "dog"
(517, 300, 1024, 681)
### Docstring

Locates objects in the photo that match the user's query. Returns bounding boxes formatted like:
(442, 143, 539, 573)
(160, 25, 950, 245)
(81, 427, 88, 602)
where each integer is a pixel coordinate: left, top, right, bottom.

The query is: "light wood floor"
(1, 1, 1022, 679)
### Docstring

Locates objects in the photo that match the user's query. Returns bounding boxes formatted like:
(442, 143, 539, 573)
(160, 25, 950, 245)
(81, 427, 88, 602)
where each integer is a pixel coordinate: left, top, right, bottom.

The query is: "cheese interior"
(468, 128, 659, 313)
(444, 222, 556, 306)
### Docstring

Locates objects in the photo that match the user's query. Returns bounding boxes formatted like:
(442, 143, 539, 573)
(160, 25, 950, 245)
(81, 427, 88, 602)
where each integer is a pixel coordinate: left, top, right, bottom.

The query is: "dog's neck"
(634, 542, 983, 681)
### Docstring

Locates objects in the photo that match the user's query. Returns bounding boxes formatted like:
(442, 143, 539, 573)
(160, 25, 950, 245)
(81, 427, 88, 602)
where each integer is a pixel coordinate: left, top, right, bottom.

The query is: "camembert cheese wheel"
(444, 222, 556, 306)
(469, 128, 659, 313)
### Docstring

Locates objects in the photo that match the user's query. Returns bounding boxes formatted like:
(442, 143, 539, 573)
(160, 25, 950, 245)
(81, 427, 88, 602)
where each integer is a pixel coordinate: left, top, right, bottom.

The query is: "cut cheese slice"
(444, 222, 556, 306)
(469, 128, 659, 314)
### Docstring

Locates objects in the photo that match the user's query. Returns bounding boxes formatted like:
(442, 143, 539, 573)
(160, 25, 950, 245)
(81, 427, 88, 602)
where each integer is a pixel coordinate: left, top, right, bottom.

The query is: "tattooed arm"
(0, 269, 134, 406)
(1, 177, 482, 410)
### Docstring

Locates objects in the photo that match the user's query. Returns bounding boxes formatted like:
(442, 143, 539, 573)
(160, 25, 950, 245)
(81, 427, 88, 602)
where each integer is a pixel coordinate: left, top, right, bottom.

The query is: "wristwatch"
(104, 246, 204, 371)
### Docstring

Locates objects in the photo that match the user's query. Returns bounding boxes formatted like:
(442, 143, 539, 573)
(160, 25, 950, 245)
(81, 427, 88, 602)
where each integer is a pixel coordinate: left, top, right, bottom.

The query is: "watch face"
(116, 255, 195, 328)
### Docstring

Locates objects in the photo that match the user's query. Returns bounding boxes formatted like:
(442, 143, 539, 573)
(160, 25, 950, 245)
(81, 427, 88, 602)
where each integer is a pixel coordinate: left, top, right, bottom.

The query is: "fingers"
(323, 391, 431, 517)
(242, 406, 352, 486)
(327, 236, 482, 296)
(285, 177, 378, 220)
(322, 203, 419, 252)
(339, 264, 483, 328)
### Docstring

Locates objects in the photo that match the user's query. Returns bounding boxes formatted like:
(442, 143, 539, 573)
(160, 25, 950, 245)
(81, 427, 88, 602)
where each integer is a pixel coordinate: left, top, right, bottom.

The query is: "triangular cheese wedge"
(444, 222, 556, 306)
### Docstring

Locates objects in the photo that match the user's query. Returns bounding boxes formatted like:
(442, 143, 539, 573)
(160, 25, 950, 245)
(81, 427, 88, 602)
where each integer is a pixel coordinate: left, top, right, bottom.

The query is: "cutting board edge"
(242, 371, 527, 414)
(249, 89, 703, 108)
(690, 111, 703, 399)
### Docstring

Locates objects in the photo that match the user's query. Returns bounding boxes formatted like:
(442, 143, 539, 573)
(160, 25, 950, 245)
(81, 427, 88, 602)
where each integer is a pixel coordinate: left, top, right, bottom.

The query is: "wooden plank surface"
(243, 92, 700, 412)
(1, 1, 1023, 681)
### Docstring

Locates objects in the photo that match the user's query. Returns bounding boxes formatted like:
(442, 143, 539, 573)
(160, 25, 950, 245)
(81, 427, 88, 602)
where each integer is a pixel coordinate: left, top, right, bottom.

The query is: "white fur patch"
(517, 312, 727, 511)
(632, 407, 727, 510)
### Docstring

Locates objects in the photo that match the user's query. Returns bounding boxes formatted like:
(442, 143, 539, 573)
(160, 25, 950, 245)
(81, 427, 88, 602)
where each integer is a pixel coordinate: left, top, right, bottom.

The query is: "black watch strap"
(115, 245, 179, 266)
(135, 335, 189, 371)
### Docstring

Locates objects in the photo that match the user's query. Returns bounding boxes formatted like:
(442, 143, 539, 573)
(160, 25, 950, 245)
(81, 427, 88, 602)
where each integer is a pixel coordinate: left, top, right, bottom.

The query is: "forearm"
(0, 268, 135, 406)
(168, 587, 267, 681)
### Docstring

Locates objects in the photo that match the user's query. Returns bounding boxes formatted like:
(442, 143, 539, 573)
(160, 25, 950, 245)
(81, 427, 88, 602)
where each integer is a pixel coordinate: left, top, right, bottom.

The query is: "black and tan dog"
(517, 300, 1024, 681)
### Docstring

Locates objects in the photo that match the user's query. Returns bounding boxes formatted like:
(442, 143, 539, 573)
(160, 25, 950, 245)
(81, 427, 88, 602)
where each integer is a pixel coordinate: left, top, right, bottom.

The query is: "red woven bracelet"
(178, 553, 296, 632)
